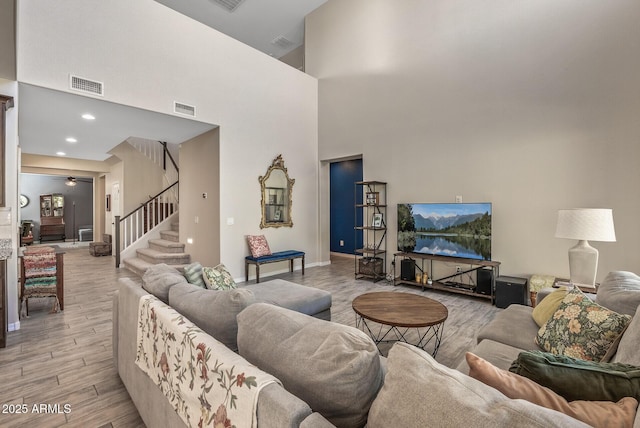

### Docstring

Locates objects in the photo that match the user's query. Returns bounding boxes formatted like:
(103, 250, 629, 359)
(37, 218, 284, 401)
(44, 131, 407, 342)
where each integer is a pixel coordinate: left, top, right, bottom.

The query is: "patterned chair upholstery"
(20, 246, 62, 317)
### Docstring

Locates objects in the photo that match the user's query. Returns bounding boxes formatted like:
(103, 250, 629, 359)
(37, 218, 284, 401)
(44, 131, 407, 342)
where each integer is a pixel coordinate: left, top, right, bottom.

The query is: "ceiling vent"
(69, 75, 104, 96)
(210, 0, 245, 12)
(174, 101, 196, 117)
(271, 35, 296, 50)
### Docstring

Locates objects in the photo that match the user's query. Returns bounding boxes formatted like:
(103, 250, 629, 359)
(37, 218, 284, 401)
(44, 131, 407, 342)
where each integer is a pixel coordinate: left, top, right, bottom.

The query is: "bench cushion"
(245, 250, 304, 263)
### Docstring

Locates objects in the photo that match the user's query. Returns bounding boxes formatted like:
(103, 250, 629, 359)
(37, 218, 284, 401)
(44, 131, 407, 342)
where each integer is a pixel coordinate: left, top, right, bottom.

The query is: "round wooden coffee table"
(352, 291, 448, 357)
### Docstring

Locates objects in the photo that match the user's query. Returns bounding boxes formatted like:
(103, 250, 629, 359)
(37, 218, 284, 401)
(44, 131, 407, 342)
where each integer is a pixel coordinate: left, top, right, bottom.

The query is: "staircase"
(122, 218, 191, 277)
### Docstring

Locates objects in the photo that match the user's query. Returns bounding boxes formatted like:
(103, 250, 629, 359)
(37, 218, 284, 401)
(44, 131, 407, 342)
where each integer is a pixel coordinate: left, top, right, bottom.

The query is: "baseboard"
(8, 321, 20, 331)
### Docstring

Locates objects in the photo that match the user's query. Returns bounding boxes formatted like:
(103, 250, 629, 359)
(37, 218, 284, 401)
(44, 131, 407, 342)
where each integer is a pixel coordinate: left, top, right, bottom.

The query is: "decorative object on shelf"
(372, 213, 383, 228)
(555, 208, 616, 287)
(259, 154, 295, 229)
(19, 194, 29, 208)
(366, 192, 379, 206)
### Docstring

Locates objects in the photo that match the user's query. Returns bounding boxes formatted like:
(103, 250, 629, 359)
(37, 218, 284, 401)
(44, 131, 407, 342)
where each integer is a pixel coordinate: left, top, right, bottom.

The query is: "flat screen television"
(397, 203, 492, 260)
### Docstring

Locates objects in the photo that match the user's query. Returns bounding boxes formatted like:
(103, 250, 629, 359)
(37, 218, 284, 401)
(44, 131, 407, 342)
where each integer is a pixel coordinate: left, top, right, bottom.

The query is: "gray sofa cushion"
(242, 279, 331, 315)
(368, 342, 590, 428)
(168, 283, 256, 351)
(237, 303, 382, 428)
(476, 304, 540, 350)
(596, 271, 640, 316)
(142, 263, 188, 303)
(613, 305, 640, 366)
(457, 339, 523, 374)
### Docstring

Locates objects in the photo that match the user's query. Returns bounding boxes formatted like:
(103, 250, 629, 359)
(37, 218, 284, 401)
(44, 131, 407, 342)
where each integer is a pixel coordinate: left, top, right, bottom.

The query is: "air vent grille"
(70, 75, 104, 96)
(174, 101, 196, 117)
(271, 35, 296, 49)
(211, 0, 245, 12)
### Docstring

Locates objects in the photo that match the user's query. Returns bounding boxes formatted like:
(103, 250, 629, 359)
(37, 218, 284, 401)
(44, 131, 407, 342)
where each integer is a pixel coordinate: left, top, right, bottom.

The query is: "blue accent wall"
(330, 159, 363, 254)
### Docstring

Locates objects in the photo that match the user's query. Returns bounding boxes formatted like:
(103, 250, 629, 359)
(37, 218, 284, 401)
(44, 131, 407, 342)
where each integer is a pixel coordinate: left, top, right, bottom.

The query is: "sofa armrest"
(256, 383, 313, 428)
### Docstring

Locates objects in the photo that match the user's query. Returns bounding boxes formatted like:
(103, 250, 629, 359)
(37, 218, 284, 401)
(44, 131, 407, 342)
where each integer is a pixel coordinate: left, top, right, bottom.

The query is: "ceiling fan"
(59, 176, 93, 187)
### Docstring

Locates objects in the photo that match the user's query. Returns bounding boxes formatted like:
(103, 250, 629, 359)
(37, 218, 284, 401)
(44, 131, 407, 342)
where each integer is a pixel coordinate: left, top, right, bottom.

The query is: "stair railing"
(114, 181, 179, 267)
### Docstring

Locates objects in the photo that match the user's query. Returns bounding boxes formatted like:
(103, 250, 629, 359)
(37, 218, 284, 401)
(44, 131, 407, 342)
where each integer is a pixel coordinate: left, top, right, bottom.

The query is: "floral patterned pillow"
(202, 264, 237, 291)
(247, 235, 272, 258)
(535, 287, 631, 362)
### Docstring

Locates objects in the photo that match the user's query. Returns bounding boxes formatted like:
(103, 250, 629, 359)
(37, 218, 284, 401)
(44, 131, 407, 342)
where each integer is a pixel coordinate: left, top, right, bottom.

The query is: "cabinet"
(40, 194, 66, 242)
(354, 181, 387, 282)
(393, 252, 500, 303)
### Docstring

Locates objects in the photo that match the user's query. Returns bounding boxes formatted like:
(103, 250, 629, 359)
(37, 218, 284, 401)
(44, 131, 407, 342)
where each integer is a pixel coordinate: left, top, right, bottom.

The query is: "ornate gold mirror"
(259, 155, 295, 228)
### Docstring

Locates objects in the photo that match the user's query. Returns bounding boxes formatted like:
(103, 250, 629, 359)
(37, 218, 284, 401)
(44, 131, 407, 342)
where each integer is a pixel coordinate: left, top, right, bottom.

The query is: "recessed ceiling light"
(66, 137, 77, 143)
(81, 113, 95, 120)
(56, 151, 66, 156)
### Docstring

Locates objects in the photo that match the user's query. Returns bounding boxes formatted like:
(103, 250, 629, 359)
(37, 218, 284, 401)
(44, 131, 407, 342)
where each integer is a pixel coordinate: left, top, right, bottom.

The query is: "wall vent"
(271, 35, 296, 49)
(211, 0, 245, 12)
(174, 101, 196, 117)
(69, 75, 104, 96)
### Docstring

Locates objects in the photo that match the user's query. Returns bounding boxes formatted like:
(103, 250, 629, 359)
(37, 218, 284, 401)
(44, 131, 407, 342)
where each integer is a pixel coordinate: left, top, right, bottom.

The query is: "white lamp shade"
(555, 208, 616, 242)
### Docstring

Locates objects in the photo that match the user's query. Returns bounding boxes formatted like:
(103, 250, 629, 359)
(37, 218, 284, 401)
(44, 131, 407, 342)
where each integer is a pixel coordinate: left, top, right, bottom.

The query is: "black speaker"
(400, 259, 415, 281)
(495, 276, 528, 309)
(476, 269, 492, 295)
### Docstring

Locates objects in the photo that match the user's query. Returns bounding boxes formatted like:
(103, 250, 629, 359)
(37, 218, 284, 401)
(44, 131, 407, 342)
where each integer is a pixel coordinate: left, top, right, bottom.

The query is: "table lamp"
(555, 208, 616, 287)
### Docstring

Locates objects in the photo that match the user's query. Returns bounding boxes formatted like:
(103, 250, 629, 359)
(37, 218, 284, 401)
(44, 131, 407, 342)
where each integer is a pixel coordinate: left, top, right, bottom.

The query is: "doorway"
(329, 159, 363, 255)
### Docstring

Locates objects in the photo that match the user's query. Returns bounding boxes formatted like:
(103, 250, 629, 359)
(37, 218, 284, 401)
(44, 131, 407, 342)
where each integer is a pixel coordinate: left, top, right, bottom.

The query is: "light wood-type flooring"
(0, 248, 501, 427)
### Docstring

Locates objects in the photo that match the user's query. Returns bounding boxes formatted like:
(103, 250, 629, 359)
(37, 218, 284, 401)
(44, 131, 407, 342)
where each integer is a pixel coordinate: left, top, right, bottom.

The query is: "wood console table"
(393, 252, 500, 303)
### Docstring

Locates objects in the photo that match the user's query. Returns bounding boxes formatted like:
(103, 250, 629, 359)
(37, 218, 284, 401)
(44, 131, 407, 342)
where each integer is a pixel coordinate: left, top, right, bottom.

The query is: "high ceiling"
(18, 0, 326, 162)
(154, 0, 327, 58)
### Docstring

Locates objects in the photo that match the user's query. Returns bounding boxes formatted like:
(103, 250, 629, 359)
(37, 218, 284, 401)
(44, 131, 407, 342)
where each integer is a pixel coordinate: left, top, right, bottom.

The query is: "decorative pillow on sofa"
(535, 287, 631, 361)
(467, 352, 638, 428)
(532, 288, 568, 327)
(182, 262, 206, 288)
(141, 263, 188, 303)
(612, 305, 640, 366)
(202, 264, 237, 290)
(247, 234, 272, 258)
(366, 342, 587, 428)
(237, 303, 382, 428)
(509, 350, 640, 402)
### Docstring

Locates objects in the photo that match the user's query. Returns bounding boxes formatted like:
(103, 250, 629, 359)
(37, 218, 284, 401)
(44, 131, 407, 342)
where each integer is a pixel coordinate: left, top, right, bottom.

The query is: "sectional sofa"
(113, 266, 640, 427)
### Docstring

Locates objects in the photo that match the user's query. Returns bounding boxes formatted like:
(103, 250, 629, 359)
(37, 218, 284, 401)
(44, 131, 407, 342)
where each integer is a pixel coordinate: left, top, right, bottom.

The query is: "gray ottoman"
(242, 279, 332, 320)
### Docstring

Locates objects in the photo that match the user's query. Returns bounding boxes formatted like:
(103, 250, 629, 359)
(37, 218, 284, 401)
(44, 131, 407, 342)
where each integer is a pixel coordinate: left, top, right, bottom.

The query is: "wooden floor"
(0, 247, 144, 428)
(0, 249, 501, 427)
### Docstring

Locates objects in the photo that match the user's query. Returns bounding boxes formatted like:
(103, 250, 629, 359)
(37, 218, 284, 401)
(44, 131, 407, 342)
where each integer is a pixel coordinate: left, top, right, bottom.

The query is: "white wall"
(1, 78, 19, 329)
(16, 0, 319, 278)
(306, 0, 640, 281)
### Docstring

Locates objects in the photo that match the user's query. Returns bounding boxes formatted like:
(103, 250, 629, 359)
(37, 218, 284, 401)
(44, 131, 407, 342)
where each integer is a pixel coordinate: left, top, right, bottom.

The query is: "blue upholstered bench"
(245, 250, 305, 283)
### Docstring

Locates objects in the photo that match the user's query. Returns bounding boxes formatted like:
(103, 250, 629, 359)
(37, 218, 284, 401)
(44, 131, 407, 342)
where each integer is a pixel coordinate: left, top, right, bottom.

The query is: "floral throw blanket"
(135, 295, 280, 428)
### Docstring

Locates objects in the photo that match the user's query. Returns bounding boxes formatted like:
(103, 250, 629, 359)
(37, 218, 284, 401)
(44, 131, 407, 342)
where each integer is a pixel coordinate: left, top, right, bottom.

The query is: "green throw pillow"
(510, 350, 640, 402)
(183, 262, 206, 288)
(202, 264, 237, 291)
(535, 287, 631, 362)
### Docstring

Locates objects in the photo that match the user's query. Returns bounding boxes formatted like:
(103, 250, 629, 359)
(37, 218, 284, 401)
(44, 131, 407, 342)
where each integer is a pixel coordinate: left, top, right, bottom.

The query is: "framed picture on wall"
(106, 194, 111, 212)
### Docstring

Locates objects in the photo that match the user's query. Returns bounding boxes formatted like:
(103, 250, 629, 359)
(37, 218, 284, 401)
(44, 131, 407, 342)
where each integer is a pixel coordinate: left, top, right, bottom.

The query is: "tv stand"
(393, 252, 500, 303)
